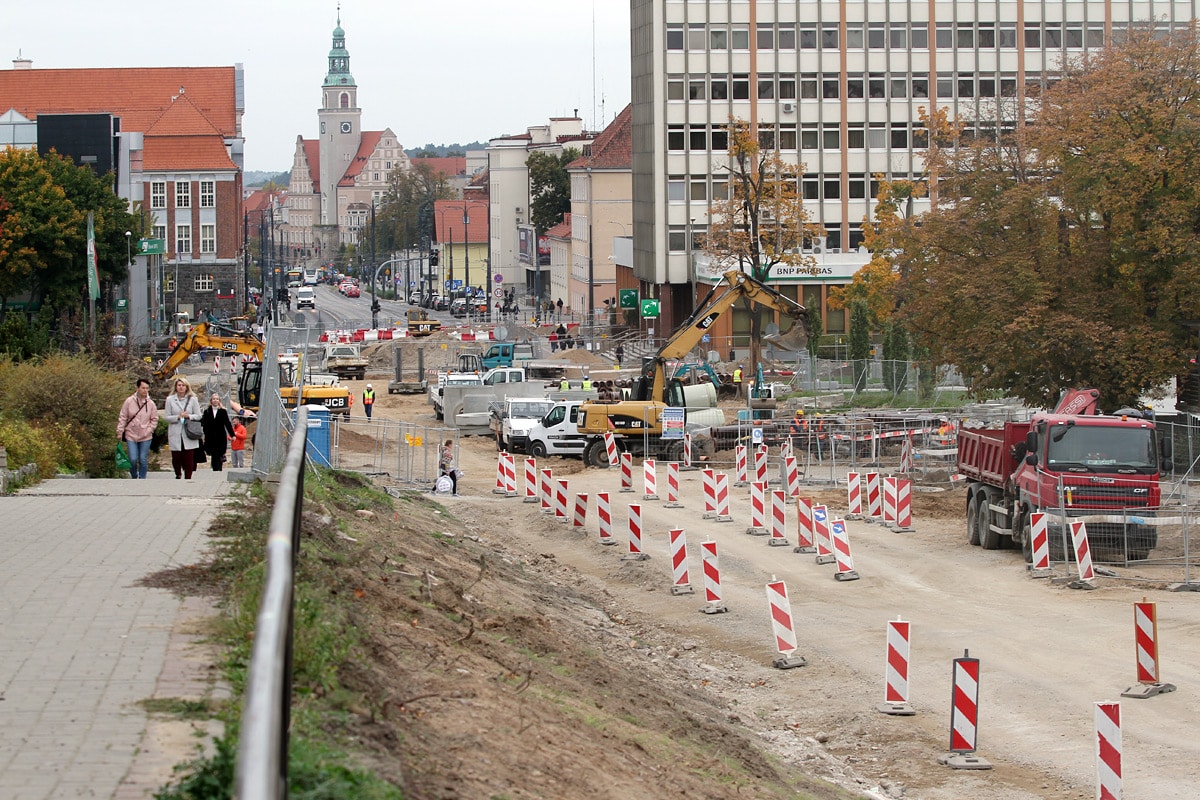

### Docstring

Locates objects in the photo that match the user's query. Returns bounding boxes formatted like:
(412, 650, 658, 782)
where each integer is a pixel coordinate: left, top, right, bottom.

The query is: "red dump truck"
(957, 389, 1171, 561)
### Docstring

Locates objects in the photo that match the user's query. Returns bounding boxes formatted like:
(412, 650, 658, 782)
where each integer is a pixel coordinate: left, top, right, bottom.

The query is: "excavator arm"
(153, 322, 265, 380)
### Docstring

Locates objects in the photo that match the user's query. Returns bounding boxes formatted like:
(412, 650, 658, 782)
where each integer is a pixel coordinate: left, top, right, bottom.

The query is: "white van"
(296, 287, 316, 310)
(524, 400, 588, 459)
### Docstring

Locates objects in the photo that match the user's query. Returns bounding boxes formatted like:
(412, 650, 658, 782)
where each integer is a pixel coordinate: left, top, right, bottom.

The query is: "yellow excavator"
(577, 269, 810, 466)
(153, 323, 352, 416)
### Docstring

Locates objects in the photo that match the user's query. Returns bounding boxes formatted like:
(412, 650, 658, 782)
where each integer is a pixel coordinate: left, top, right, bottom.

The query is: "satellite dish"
(495, 325, 509, 341)
(765, 322, 780, 336)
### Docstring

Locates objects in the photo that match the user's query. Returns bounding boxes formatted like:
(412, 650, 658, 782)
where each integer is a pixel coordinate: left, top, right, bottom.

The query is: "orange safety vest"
(363, 389, 375, 406)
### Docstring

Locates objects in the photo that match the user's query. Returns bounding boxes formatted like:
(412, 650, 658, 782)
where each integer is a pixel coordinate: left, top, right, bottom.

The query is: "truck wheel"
(1019, 512, 1034, 563)
(966, 493, 982, 546)
(529, 440, 547, 459)
(978, 492, 1001, 550)
(584, 439, 611, 468)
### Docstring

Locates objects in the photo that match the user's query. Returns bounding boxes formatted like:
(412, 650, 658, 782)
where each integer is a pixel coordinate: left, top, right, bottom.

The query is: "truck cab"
(481, 341, 537, 370)
(524, 400, 588, 459)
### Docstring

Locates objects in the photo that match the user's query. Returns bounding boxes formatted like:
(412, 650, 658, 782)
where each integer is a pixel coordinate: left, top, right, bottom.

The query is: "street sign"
(494, 273, 504, 283)
(619, 288, 639, 309)
(138, 238, 166, 255)
(640, 298, 660, 318)
(114, 298, 128, 311)
(492, 287, 504, 298)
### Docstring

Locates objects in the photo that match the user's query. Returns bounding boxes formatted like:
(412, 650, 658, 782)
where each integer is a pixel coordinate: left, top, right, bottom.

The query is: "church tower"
(317, 11, 362, 228)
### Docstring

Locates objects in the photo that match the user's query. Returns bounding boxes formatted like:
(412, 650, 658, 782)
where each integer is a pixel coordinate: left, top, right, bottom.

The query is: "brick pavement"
(0, 470, 234, 799)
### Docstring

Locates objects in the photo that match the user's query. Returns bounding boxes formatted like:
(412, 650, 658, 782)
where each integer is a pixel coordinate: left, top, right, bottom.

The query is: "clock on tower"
(340, 121, 352, 134)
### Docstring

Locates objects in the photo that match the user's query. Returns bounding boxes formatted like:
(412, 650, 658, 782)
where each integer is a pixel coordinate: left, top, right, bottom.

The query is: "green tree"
(703, 119, 820, 374)
(848, 301, 870, 392)
(881, 320, 910, 394)
(375, 160, 455, 255)
(527, 148, 579, 232)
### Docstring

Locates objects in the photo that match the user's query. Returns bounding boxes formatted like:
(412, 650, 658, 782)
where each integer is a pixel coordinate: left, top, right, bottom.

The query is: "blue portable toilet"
(300, 404, 332, 467)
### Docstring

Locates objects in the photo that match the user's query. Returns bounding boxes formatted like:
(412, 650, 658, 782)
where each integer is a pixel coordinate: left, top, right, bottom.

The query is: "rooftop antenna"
(591, 0, 597, 132)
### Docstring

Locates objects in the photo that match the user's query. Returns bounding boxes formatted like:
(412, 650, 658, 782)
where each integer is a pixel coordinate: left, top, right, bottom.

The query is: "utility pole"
(370, 203, 380, 328)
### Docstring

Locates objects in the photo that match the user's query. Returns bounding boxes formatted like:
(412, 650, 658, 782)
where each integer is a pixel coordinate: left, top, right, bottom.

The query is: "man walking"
(362, 383, 375, 420)
(732, 365, 744, 399)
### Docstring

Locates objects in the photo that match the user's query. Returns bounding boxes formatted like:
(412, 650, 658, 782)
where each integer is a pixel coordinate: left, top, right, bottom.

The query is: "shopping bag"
(116, 441, 132, 471)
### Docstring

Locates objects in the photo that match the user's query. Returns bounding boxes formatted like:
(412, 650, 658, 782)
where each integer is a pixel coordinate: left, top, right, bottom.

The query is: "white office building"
(631, 0, 1200, 341)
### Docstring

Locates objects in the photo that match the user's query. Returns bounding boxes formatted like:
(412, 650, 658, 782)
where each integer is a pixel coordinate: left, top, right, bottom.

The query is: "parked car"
(409, 290, 421, 305)
(345, 284, 361, 298)
(450, 297, 468, 317)
(433, 295, 449, 311)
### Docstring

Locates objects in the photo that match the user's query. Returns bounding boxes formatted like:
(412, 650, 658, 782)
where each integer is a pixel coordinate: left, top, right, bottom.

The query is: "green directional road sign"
(640, 298, 660, 318)
(138, 238, 166, 255)
(114, 298, 128, 311)
(619, 288, 639, 309)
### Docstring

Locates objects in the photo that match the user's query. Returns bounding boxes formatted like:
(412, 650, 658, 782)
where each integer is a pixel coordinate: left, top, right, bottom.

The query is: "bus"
(303, 267, 320, 286)
(286, 269, 302, 288)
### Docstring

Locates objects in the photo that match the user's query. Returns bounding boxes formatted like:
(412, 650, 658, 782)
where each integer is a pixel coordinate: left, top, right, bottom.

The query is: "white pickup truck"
(489, 398, 555, 453)
(429, 367, 529, 420)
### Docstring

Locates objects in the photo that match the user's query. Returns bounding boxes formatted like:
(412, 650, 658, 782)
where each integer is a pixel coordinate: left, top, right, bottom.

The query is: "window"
(848, 175, 867, 199)
(153, 224, 167, 243)
(710, 28, 728, 49)
(1086, 25, 1105, 48)
(690, 177, 707, 201)
(711, 126, 728, 151)
(199, 180, 215, 208)
(800, 79, 818, 99)
(868, 124, 887, 149)
(690, 79, 706, 100)
(1045, 25, 1063, 48)
(979, 78, 996, 97)
(846, 25, 864, 49)
(668, 78, 685, 100)
(175, 223, 192, 254)
(891, 124, 909, 149)
(869, 23, 885, 49)
(847, 125, 866, 149)
(779, 79, 796, 99)
(802, 177, 819, 199)
(911, 26, 929, 49)
(667, 25, 684, 50)
(194, 274, 214, 292)
(711, 176, 729, 201)
(758, 78, 775, 99)
(936, 24, 953, 49)
(821, 25, 838, 49)
(151, 181, 166, 209)
(778, 125, 797, 150)
(668, 227, 687, 251)
(690, 127, 707, 150)
(846, 75, 864, 99)
(201, 224, 216, 254)
(891, 78, 908, 98)
(163, 272, 175, 293)
(937, 75, 954, 97)
(668, 125, 685, 151)
(688, 24, 706, 50)
(801, 124, 818, 150)
(822, 79, 839, 99)
(759, 128, 776, 149)
(757, 24, 775, 49)
(711, 77, 728, 99)
(778, 26, 796, 50)
(822, 126, 839, 149)
(732, 75, 749, 99)
(732, 27, 749, 49)
(999, 24, 1018, 48)
(668, 176, 685, 202)
(978, 24, 996, 48)
(912, 78, 929, 98)
(823, 179, 841, 199)
(869, 76, 886, 98)
(957, 27, 974, 49)
(800, 24, 817, 49)
(176, 182, 191, 208)
(889, 25, 907, 49)
(959, 78, 975, 98)
(1025, 27, 1042, 48)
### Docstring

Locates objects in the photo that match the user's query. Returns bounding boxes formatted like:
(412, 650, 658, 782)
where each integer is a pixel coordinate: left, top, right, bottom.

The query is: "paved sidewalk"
(0, 469, 235, 799)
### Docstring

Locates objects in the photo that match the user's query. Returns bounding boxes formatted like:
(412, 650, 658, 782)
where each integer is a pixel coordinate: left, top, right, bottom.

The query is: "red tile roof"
(545, 214, 572, 239)
(433, 199, 489, 244)
(339, 130, 384, 187)
(0, 66, 239, 136)
(142, 94, 236, 170)
(568, 104, 632, 171)
(412, 156, 465, 180)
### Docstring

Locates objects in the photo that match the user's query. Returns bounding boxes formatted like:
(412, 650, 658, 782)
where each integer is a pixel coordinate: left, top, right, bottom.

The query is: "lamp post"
(122, 231, 131, 336)
(462, 203, 470, 300)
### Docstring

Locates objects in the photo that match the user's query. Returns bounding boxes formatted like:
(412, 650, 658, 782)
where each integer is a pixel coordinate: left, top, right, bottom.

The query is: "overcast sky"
(5, 0, 632, 172)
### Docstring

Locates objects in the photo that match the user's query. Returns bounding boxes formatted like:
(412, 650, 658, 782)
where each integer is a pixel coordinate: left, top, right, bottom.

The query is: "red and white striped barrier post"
(865, 472, 882, 520)
(664, 461, 684, 508)
(780, 438, 792, 461)
(503, 452, 517, 497)
(846, 472, 863, 518)
(768, 490, 790, 547)
(669, 528, 694, 595)
(700, 541, 728, 613)
(493, 453, 507, 494)
(539, 468, 553, 513)
(213, 355, 221, 374)
(894, 478, 913, 531)
(900, 434, 914, 474)
(597, 491, 615, 545)
(782, 455, 800, 498)
(1122, 597, 1177, 698)
(623, 503, 649, 560)
(523, 457, 538, 503)
(878, 618, 916, 715)
(573, 493, 589, 528)
(765, 577, 807, 669)
(746, 481, 767, 535)
(619, 452, 634, 493)
(733, 445, 749, 486)
(603, 431, 619, 466)
(714, 473, 733, 522)
(682, 432, 695, 470)
(813, 504, 835, 565)
(1069, 520, 1097, 588)
(1094, 702, 1122, 799)
(754, 445, 769, 488)
(643, 458, 659, 500)
(230, 355, 236, 375)
(794, 496, 816, 553)
(883, 477, 898, 526)
(830, 518, 860, 581)
(702, 468, 717, 519)
(1028, 512, 1052, 574)
(939, 650, 992, 770)
(554, 479, 570, 522)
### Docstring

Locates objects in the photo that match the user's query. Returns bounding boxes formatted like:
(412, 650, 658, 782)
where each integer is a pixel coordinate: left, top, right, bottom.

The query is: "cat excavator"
(153, 323, 352, 416)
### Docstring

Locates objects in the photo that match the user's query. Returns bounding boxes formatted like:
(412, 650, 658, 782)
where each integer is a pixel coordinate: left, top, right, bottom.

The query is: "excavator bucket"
(764, 322, 809, 352)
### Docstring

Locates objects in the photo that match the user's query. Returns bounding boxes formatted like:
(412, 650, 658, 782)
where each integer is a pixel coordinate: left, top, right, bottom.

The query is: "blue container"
(300, 404, 332, 467)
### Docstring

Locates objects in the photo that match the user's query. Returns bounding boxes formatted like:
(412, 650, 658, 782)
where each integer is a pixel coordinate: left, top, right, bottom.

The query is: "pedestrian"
(164, 377, 202, 479)
(439, 438, 459, 496)
(363, 383, 375, 419)
(556, 297, 564, 318)
(229, 412, 248, 468)
(116, 377, 158, 479)
(201, 392, 236, 472)
(732, 364, 744, 399)
(615, 343, 624, 368)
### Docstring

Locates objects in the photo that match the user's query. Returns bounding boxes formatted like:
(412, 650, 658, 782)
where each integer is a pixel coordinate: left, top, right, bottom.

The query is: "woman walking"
(116, 378, 158, 479)
(201, 392, 236, 472)
(164, 377, 202, 479)
(439, 439, 459, 496)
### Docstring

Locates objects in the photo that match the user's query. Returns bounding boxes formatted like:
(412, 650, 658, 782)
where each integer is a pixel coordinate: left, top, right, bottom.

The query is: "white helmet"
(366, 383, 372, 389)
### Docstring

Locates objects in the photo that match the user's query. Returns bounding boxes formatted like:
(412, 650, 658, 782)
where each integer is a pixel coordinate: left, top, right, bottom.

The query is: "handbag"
(115, 441, 132, 471)
(184, 419, 205, 442)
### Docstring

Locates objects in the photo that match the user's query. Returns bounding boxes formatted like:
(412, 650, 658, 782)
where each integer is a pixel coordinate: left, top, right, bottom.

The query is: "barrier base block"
(892, 525, 915, 533)
(492, 488, 507, 495)
(600, 538, 618, 547)
(505, 491, 518, 498)
(1168, 581, 1200, 592)
(745, 526, 768, 536)
(716, 515, 734, 523)
(772, 653, 808, 670)
(1121, 681, 1177, 699)
(664, 501, 684, 509)
(834, 569, 861, 582)
(702, 512, 717, 520)
(793, 545, 817, 554)
(680, 464, 701, 472)
(733, 480, 749, 487)
(671, 584, 695, 596)
(523, 495, 538, 503)
(700, 602, 729, 614)
(1028, 566, 1054, 579)
(768, 538, 791, 547)
(1067, 578, 1097, 590)
(815, 554, 836, 565)
(877, 702, 916, 716)
(619, 488, 634, 493)
(621, 552, 651, 561)
(643, 493, 660, 501)
(938, 753, 993, 770)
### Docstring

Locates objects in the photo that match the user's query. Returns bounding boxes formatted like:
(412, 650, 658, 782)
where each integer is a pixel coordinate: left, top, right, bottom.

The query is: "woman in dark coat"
(201, 392, 236, 471)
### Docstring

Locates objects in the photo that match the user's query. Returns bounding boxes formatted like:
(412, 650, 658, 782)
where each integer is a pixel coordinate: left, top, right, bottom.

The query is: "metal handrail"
(235, 405, 309, 800)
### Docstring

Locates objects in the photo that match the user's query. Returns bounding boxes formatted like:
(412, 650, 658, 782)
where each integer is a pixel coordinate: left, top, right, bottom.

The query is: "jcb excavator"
(577, 269, 810, 466)
(153, 323, 352, 416)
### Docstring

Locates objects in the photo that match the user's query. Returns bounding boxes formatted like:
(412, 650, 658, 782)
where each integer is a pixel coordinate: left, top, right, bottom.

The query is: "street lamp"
(123, 231, 131, 335)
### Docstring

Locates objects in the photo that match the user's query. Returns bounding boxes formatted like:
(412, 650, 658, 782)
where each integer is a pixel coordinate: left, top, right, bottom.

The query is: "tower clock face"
(341, 121, 352, 134)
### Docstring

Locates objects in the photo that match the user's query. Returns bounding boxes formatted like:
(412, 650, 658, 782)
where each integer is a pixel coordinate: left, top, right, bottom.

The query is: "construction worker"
(581, 372, 592, 390)
(790, 408, 808, 435)
(732, 365, 744, 398)
(362, 384, 375, 419)
(559, 376, 571, 391)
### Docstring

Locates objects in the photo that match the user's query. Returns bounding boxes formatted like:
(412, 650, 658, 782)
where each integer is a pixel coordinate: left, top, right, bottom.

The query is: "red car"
(345, 284, 361, 298)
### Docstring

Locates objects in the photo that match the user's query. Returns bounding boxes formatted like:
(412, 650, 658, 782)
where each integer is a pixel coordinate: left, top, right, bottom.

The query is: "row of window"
(672, 70, 1043, 102)
(669, 20, 1134, 53)
(669, 120, 932, 152)
(158, 274, 216, 293)
(150, 180, 217, 210)
(668, 172, 886, 202)
(666, 224, 866, 253)
(169, 223, 217, 255)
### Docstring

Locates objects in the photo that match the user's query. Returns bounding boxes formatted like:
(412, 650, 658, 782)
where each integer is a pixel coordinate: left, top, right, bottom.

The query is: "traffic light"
(429, 251, 439, 266)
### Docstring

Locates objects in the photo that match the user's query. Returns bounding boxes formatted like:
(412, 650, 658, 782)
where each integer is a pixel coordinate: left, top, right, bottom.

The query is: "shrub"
(0, 418, 58, 479)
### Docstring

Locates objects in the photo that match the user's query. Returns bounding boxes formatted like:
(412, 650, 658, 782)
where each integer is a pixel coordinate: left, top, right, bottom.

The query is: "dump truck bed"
(956, 422, 1030, 488)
